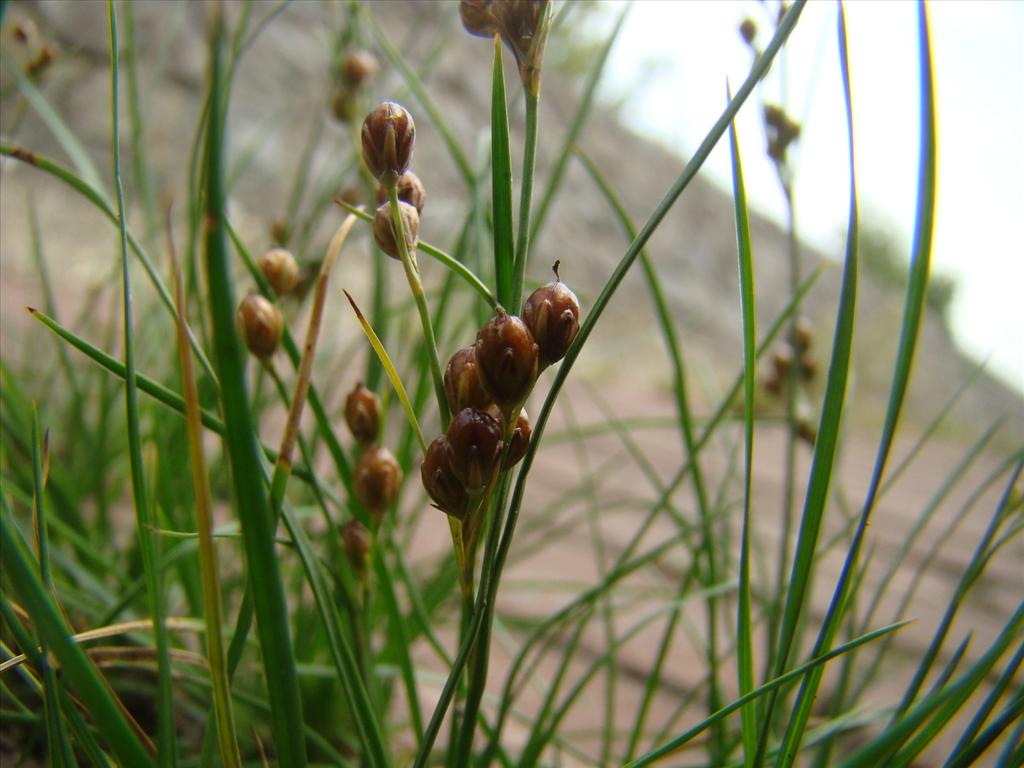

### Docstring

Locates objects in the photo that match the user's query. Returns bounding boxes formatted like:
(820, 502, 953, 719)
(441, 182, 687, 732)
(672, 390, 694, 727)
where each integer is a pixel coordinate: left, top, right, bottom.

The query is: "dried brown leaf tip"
(361, 101, 415, 187)
(421, 436, 469, 520)
(345, 382, 381, 447)
(355, 446, 402, 517)
(376, 170, 426, 214)
(475, 308, 539, 417)
(373, 201, 419, 260)
(522, 263, 580, 369)
(445, 408, 504, 493)
(237, 293, 282, 359)
(258, 247, 299, 296)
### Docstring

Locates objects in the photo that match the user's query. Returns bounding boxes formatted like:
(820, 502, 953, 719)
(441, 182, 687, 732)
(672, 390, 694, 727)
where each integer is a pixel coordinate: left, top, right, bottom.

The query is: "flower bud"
(345, 382, 380, 447)
(270, 217, 290, 246)
(361, 101, 415, 187)
(739, 18, 757, 46)
(376, 170, 425, 214)
(459, 0, 498, 37)
(503, 411, 531, 469)
(475, 308, 539, 414)
(445, 408, 503, 493)
(444, 346, 492, 416)
(341, 49, 379, 88)
(421, 436, 469, 519)
(258, 247, 299, 296)
(355, 446, 402, 516)
(522, 278, 580, 369)
(373, 201, 419, 260)
(237, 293, 283, 359)
(342, 519, 371, 573)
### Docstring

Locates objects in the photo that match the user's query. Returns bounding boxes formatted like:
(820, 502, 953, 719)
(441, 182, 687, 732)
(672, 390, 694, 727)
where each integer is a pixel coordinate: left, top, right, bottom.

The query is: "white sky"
(586, 0, 1024, 394)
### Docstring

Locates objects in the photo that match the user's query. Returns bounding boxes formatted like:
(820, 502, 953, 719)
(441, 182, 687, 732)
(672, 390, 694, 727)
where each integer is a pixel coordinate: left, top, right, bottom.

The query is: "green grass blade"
(1, 512, 155, 764)
(106, 4, 175, 762)
(729, 89, 759, 768)
(945, 687, 1024, 768)
(201, 15, 307, 766)
(491, 35, 516, 309)
(755, 4, 859, 762)
(626, 621, 909, 768)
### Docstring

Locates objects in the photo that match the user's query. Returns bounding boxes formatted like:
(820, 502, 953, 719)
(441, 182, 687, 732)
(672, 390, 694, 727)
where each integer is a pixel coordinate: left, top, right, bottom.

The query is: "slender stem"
(388, 187, 450, 430)
(511, 92, 540, 312)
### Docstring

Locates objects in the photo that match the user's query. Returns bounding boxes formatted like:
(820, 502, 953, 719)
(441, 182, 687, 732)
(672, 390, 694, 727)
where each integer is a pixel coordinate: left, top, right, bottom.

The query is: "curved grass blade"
(492, 35, 516, 309)
(755, 5, 860, 763)
(344, 290, 427, 453)
(728, 88, 760, 768)
(201, 16, 307, 766)
(106, 4, 175, 761)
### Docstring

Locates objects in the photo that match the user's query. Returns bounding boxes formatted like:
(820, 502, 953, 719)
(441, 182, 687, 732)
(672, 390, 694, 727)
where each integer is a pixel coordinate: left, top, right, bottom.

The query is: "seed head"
(794, 316, 814, 353)
(522, 275, 580, 369)
(459, 0, 498, 37)
(800, 352, 817, 382)
(354, 445, 402, 516)
(492, 0, 552, 95)
(475, 308, 539, 415)
(503, 410, 531, 469)
(237, 293, 283, 360)
(342, 520, 371, 573)
(259, 247, 299, 296)
(445, 408, 504, 493)
(376, 170, 425, 214)
(444, 346, 493, 416)
(361, 101, 415, 187)
(373, 201, 419, 260)
(341, 49, 379, 88)
(421, 436, 469, 519)
(345, 382, 381, 447)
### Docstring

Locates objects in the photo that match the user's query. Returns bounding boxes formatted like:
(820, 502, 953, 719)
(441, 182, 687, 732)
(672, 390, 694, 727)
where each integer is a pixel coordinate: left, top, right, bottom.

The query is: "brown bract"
(361, 101, 415, 186)
(522, 280, 580, 369)
(475, 308, 538, 414)
(237, 292, 282, 359)
(421, 436, 469, 519)
(445, 408, 504, 493)
(373, 201, 419, 260)
(355, 446, 402, 516)
(345, 382, 380, 447)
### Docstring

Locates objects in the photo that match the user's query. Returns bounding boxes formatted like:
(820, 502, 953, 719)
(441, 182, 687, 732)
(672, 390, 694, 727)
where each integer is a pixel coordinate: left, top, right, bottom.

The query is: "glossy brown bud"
(445, 408, 503, 493)
(444, 346, 492, 416)
(376, 170, 425, 214)
(237, 293, 282, 359)
(342, 520, 371, 573)
(259, 247, 299, 296)
(373, 201, 419, 260)
(739, 18, 757, 46)
(503, 411, 531, 469)
(522, 279, 580, 369)
(361, 101, 415, 187)
(421, 436, 469, 519)
(355, 445, 402, 516)
(345, 382, 380, 447)
(459, 0, 498, 37)
(475, 309, 539, 414)
(341, 49, 379, 88)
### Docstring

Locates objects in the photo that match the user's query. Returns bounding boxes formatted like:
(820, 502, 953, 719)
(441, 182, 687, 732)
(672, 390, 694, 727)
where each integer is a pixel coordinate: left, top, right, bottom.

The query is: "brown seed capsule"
(237, 293, 283, 359)
(459, 0, 498, 37)
(491, 0, 551, 94)
(503, 411, 531, 469)
(342, 520, 371, 573)
(445, 408, 503, 493)
(800, 352, 817, 382)
(796, 418, 816, 446)
(270, 217, 290, 246)
(259, 247, 299, 296)
(373, 201, 419, 261)
(475, 308, 539, 414)
(770, 343, 794, 379)
(345, 382, 380, 447)
(444, 347, 493, 416)
(375, 170, 425, 214)
(421, 436, 469, 519)
(354, 445, 402, 516)
(341, 49, 379, 88)
(361, 101, 415, 187)
(522, 279, 580, 369)
(331, 88, 357, 123)
(739, 18, 757, 46)
(794, 316, 814, 353)
(763, 370, 782, 396)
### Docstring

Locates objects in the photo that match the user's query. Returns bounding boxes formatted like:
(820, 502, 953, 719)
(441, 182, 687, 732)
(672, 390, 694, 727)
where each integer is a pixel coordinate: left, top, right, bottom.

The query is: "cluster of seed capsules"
(421, 276, 581, 521)
(762, 316, 817, 396)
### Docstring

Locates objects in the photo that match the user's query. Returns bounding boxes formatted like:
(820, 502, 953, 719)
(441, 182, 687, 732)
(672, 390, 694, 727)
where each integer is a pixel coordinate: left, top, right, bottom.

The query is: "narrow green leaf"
(492, 35, 516, 309)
